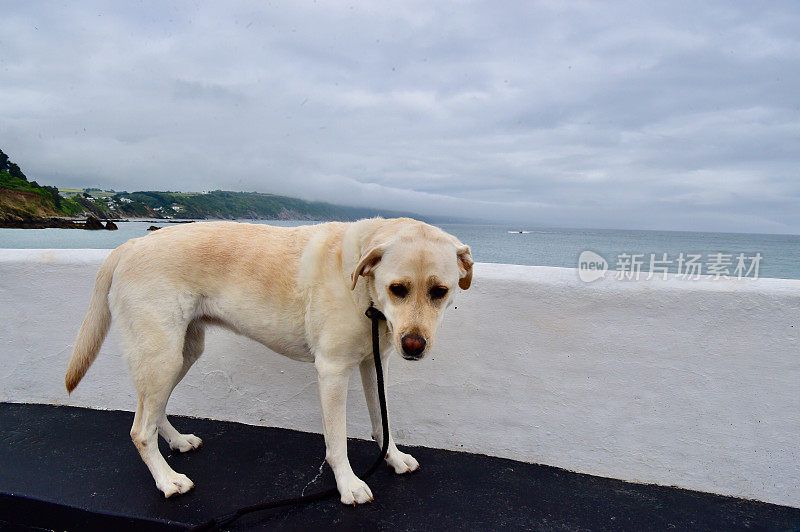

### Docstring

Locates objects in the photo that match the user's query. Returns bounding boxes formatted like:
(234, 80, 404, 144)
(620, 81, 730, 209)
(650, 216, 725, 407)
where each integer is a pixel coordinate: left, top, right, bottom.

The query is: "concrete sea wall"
(1, 249, 798, 507)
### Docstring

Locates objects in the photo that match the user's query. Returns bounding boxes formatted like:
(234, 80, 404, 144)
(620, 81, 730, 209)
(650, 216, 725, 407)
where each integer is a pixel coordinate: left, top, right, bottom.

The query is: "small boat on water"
(508, 230, 531, 234)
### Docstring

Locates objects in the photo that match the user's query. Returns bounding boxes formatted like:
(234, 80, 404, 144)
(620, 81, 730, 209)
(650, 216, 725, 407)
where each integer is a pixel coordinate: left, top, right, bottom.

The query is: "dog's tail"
(65, 245, 125, 394)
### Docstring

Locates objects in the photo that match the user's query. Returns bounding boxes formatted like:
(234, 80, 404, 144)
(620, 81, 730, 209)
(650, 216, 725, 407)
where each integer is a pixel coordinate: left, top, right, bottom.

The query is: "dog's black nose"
(401, 334, 426, 358)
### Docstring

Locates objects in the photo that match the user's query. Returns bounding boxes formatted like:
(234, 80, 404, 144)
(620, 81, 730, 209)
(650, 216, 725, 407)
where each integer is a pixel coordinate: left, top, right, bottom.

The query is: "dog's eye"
(429, 286, 448, 300)
(389, 284, 408, 298)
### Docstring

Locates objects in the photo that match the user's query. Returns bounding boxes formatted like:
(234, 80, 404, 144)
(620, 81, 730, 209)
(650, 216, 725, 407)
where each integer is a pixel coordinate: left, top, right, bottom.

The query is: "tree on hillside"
(0, 148, 28, 181)
(8, 163, 25, 180)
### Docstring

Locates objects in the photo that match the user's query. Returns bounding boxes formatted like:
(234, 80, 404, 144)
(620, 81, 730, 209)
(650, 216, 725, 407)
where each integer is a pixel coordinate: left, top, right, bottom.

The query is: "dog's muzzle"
(400, 334, 426, 360)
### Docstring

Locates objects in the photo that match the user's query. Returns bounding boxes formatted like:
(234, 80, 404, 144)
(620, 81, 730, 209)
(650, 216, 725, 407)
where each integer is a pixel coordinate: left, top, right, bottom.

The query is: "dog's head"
(350, 222, 473, 360)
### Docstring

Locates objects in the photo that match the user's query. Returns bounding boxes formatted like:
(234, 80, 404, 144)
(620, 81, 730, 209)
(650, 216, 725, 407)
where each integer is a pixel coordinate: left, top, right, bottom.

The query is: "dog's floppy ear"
(455, 244, 474, 290)
(350, 244, 385, 290)
(446, 235, 474, 290)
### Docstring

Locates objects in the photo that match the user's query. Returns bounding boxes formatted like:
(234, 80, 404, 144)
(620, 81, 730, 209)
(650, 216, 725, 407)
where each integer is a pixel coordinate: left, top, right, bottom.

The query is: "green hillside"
(0, 148, 413, 222)
(0, 149, 85, 220)
(94, 190, 411, 220)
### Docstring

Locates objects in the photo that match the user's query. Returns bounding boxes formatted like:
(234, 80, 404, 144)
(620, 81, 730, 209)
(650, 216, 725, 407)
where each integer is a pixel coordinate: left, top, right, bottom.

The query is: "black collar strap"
(365, 304, 386, 321)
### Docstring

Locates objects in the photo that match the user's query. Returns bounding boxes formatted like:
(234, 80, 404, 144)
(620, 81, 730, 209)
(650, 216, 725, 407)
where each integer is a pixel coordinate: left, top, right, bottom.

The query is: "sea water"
(1, 221, 798, 280)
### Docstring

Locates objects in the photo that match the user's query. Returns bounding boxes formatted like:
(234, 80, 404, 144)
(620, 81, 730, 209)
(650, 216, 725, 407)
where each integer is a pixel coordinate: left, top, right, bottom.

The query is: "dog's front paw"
(337, 474, 373, 505)
(157, 472, 194, 498)
(386, 449, 420, 474)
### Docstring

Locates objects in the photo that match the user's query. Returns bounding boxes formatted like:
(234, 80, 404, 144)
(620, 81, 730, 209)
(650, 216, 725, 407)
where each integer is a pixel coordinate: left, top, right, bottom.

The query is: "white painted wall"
(1, 248, 798, 507)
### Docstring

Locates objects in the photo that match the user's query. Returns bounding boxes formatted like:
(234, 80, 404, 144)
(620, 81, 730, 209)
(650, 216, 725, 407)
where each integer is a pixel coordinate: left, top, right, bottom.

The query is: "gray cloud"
(1, 1, 799, 233)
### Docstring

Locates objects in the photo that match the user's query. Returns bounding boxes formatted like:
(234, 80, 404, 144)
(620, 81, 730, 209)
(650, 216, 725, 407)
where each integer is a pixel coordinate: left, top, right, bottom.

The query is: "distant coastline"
(0, 189, 419, 230)
(1, 147, 418, 229)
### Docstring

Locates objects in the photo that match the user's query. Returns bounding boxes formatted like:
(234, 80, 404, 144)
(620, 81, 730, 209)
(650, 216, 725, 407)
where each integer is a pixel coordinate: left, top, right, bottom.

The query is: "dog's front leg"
(315, 359, 373, 505)
(359, 357, 420, 474)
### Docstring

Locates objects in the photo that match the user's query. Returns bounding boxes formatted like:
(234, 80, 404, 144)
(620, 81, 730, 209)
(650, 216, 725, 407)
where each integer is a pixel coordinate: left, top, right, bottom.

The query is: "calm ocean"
(1, 220, 798, 280)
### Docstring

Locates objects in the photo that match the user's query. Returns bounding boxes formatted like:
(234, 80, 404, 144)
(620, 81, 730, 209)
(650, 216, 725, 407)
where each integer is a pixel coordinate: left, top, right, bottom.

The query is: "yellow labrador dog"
(65, 217, 473, 504)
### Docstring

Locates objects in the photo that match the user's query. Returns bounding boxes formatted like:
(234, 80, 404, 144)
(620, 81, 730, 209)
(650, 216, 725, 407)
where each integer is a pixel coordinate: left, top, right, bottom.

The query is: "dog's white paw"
(386, 449, 420, 474)
(337, 474, 373, 505)
(169, 433, 203, 453)
(158, 472, 194, 498)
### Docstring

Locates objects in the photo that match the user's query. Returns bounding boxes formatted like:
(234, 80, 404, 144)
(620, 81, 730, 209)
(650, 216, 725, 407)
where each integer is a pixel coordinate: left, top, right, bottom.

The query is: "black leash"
(191, 306, 389, 531)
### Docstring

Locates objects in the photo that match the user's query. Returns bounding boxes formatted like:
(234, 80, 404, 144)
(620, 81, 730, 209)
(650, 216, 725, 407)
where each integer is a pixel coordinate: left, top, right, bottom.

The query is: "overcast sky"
(2, 1, 799, 233)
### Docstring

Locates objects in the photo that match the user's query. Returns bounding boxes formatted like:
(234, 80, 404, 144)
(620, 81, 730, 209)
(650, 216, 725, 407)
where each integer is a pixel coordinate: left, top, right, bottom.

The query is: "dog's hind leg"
(157, 320, 205, 453)
(125, 318, 195, 498)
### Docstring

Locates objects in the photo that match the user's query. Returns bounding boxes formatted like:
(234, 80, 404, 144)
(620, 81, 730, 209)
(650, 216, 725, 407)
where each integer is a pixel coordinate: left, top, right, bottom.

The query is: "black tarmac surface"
(1, 403, 798, 531)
